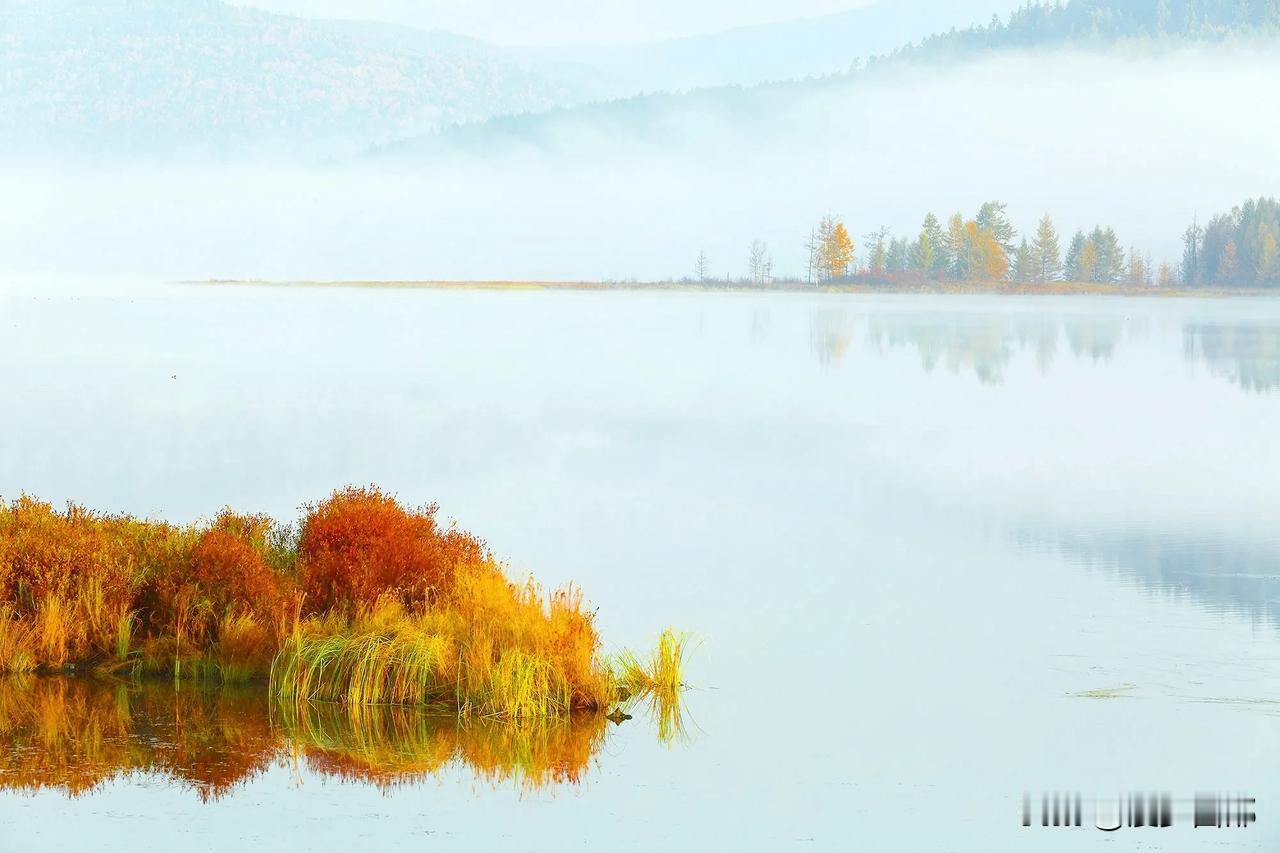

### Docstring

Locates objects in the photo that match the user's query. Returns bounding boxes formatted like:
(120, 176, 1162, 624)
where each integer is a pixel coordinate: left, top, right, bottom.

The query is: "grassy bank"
(0, 488, 684, 721)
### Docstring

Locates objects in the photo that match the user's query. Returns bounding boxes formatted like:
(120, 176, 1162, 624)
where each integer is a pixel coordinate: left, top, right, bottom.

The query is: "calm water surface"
(2, 280, 1279, 851)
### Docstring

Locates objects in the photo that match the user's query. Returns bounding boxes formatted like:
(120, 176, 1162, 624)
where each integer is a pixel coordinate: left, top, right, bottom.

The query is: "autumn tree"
(1258, 224, 1280, 284)
(967, 220, 1009, 281)
(816, 215, 854, 280)
(1077, 239, 1098, 283)
(1033, 214, 1062, 282)
(1217, 239, 1239, 284)
(976, 200, 1017, 272)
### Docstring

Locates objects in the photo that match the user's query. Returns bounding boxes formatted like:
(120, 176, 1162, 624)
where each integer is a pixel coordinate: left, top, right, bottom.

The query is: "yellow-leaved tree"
(817, 215, 855, 281)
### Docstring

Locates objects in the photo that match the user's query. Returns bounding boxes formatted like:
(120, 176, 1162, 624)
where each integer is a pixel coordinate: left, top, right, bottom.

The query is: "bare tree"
(804, 228, 819, 285)
(748, 240, 772, 285)
(694, 250, 709, 283)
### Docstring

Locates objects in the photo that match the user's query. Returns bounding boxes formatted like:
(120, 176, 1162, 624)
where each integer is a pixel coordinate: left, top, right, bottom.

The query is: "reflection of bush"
(0, 677, 612, 799)
(0, 677, 276, 800)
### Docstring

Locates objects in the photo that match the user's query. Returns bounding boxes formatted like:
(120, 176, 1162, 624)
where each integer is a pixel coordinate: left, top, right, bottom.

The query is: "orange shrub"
(190, 512, 285, 619)
(298, 487, 484, 613)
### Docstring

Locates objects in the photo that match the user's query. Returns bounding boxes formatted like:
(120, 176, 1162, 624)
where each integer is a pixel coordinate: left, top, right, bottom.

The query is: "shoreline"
(184, 278, 1280, 298)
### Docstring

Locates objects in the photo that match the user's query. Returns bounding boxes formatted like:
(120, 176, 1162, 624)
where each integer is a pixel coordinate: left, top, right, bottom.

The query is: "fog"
(3, 44, 1276, 283)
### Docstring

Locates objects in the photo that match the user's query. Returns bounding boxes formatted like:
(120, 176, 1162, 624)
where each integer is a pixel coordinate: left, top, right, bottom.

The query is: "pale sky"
(232, 0, 879, 45)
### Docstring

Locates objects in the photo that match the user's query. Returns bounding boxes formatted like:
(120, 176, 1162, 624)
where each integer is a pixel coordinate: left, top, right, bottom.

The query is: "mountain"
(386, 0, 1280, 158)
(526, 0, 1028, 93)
(0, 0, 617, 159)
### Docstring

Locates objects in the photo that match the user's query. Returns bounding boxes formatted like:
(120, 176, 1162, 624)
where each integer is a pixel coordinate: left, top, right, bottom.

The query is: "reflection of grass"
(0, 676, 620, 798)
(281, 699, 607, 790)
(614, 629, 688, 745)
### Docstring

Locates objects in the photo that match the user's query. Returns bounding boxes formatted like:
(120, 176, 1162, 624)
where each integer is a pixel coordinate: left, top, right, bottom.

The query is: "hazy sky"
(233, 0, 881, 45)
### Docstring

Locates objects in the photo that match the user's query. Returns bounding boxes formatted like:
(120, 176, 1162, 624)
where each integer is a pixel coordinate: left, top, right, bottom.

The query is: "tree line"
(692, 196, 1278, 288)
(1181, 197, 1280, 287)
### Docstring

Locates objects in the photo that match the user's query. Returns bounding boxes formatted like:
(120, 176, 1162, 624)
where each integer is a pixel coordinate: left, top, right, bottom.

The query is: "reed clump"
(0, 488, 685, 722)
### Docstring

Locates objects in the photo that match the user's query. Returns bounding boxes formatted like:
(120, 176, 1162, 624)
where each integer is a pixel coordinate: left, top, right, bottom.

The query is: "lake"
(1, 279, 1279, 851)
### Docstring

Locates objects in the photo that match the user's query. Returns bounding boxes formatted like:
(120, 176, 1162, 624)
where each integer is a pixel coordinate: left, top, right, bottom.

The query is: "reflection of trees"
(1062, 314, 1124, 362)
(1184, 323, 1280, 393)
(810, 311, 853, 367)
(0, 678, 619, 799)
(863, 313, 1060, 384)
(1022, 528, 1280, 629)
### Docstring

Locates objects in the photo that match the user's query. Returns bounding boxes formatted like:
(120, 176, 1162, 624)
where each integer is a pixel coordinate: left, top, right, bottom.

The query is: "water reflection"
(813, 308, 1280, 392)
(1184, 323, 1280, 392)
(1021, 528, 1280, 628)
(0, 677, 631, 799)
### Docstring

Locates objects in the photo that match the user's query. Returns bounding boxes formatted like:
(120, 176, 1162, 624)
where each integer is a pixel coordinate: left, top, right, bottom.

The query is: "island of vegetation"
(0, 487, 684, 724)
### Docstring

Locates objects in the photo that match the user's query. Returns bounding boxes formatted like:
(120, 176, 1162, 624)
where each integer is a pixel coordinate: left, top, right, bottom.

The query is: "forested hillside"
(0, 0, 614, 159)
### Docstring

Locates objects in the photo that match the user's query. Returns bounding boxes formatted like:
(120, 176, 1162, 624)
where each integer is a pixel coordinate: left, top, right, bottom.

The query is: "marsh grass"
(0, 488, 687, 724)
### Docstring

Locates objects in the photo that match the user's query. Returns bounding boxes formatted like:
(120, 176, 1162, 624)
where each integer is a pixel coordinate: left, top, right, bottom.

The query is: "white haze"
(2, 44, 1277, 283)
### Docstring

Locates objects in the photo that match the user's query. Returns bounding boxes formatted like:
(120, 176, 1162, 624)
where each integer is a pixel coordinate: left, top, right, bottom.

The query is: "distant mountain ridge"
(0, 0, 615, 159)
(392, 0, 1280, 158)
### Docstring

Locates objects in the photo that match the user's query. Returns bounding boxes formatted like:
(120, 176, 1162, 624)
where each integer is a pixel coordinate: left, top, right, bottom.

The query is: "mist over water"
(3, 45, 1276, 282)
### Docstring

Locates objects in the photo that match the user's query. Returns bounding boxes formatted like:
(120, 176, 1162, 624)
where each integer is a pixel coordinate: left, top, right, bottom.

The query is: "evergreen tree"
(920, 213, 946, 276)
(1090, 226, 1125, 283)
(976, 200, 1017, 254)
(909, 230, 936, 276)
(1182, 218, 1204, 284)
(1064, 230, 1087, 281)
(1013, 238, 1035, 283)
(865, 227, 891, 274)
(1033, 213, 1062, 282)
(887, 237, 910, 273)
(942, 214, 969, 280)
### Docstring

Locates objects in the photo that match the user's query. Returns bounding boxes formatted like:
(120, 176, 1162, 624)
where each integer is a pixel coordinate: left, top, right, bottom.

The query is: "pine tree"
(1182, 218, 1203, 284)
(1064, 231, 1087, 281)
(1033, 213, 1062, 283)
(920, 213, 946, 276)
(865, 227, 891, 275)
(976, 200, 1017, 254)
(1014, 238, 1035, 283)
(1090, 226, 1125, 283)
(910, 230, 936, 276)
(942, 213, 968, 280)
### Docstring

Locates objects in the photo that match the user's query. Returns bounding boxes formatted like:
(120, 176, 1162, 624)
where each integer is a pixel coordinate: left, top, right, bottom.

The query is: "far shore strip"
(184, 279, 1279, 298)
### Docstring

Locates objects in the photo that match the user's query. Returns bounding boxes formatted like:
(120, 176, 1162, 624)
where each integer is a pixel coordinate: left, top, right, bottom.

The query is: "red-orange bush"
(190, 513, 286, 617)
(298, 487, 484, 613)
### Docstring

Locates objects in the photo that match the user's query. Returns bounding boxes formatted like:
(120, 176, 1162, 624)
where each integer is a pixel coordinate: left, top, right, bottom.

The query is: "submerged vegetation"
(0, 488, 685, 723)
